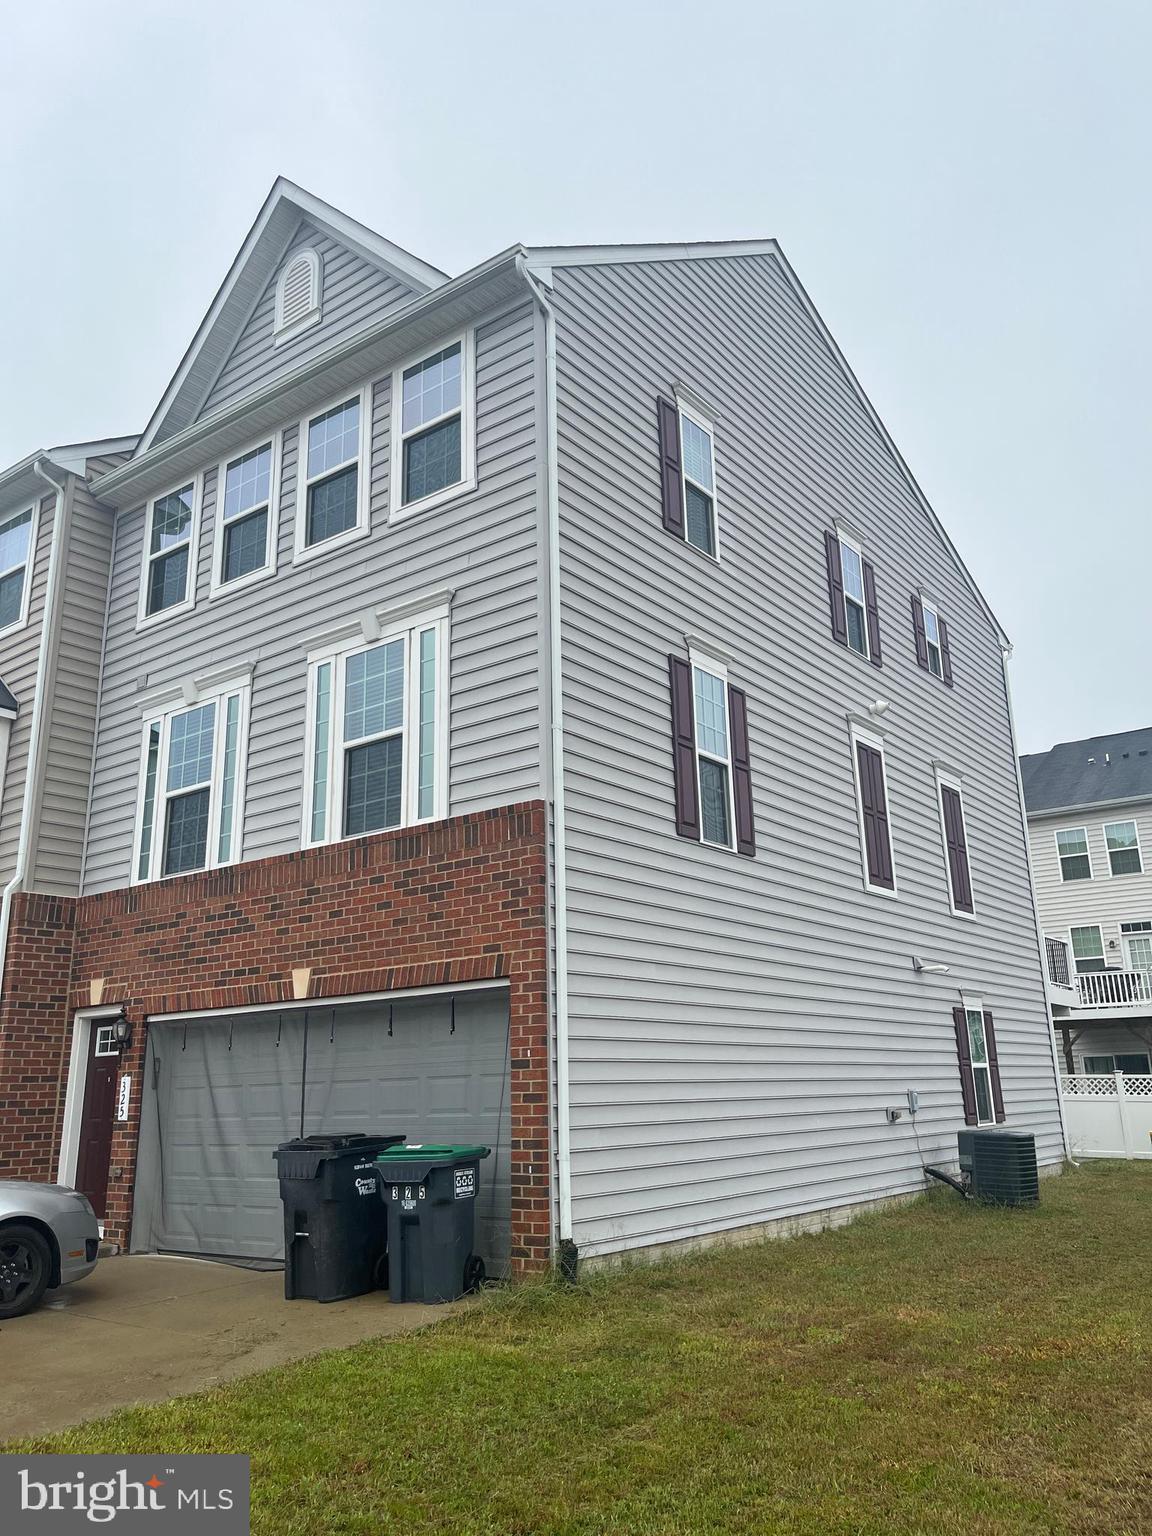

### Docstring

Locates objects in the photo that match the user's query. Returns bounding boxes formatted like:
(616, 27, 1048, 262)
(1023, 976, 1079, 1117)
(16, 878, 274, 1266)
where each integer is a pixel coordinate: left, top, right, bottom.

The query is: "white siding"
(552, 253, 1063, 1258)
(84, 300, 542, 893)
(0, 491, 54, 887)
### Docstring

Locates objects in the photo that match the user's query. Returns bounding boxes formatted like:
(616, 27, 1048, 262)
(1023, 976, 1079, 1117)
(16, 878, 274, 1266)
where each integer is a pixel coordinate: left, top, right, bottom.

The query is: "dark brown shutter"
(953, 1006, 979, 1125)
(911, 595, 930, 671)
(668, 655, 699, 841)
(862, 560, 882, 668)
(824, 531, 848, 646)
(728, 685, 755, 857)
(856, 742, 894, 889)
(656, 398, 684, 538)
(941, 785, 974, 914)
(938, 615, 954, 687)
(984, 1009, 1006, 1122)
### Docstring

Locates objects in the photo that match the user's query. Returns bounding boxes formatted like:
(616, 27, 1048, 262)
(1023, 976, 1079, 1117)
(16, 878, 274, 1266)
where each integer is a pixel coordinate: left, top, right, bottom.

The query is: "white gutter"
(1001, 644, 1073, 1162)
(0, 460, 69, 999)
(517, 255, 574, 1245)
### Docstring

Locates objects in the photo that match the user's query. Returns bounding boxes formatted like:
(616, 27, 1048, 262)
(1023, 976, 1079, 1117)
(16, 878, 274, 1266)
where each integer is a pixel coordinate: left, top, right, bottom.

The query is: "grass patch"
(10, 1162, 1152, 1534)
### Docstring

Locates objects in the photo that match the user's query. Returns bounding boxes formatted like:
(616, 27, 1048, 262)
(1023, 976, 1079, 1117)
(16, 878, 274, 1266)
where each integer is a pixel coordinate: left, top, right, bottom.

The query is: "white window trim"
(963, 1003, 997, 1127)
(838, 532, 870, 660)
(1102, 817, 1143, 878)
(849, 721, 897, 897)
(294, 385, 371, 564)
(675, 393, 721, 563)
(274, 246, 322, 345)
(1055, 824, 1093, 882)
(302, 602, 450, 849)
(389, 330, 476, 522)
(209, 431, 282, 601)
(131, 676, 251, 885)
(0, 501, 39, 641)
(1068, 922, 1106, 971)
(687, 645, 734, 851)
(935, 768, 976, 920)
(921, 597, 945, 679)
(136, 475, 202, 632)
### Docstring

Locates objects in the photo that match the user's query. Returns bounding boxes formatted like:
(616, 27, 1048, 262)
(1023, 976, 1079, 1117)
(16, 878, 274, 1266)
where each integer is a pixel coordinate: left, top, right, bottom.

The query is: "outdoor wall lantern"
(114, 1007, 133, 1053)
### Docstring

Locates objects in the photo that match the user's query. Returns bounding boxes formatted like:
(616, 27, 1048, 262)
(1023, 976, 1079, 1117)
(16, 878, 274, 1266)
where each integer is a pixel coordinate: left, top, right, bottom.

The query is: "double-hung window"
(912, 593, 953, 684)
(297, 391, 366, 556)
(850, 723, 895, 893)
(655, 395, 719, 558)
(140, 480, 199, 622)
(1070, 924, 1106, 973)
(134, 677, 250, 882)
(825, 531, 881, 664)
(305, 605, 448, 845)
(0, 506, 35, 634)
(1104, 820, 1142, 876)
(1055, 826, 1092, 881)
(391, 334, 475, 518)
(840, 539, 869, 657)
(667, 649, 755, 855)
(213, 438, 278, 593)
(693, 660, 734, 848)
(953, 1005, 1003, 1126)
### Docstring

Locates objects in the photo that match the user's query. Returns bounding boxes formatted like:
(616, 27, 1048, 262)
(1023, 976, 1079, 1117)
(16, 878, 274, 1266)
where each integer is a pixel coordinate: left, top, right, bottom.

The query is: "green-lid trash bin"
(374, 1144, 491, 1303)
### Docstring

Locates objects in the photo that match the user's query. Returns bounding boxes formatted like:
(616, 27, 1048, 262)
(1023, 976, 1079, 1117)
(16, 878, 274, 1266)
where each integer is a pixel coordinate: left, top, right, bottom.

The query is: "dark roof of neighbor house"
(1021, 727, 1152, 814)
(0, 678, 16, 715)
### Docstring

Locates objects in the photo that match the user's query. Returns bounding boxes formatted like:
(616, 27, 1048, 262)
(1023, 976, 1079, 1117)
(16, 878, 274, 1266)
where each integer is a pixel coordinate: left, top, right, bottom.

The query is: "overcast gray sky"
(2, 0, 1147, 753)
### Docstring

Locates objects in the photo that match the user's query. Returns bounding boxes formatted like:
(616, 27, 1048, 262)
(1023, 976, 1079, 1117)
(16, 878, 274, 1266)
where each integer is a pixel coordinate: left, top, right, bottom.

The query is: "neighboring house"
(0, 179, 1064, 1275)
(1021, 729, 1152, 1075)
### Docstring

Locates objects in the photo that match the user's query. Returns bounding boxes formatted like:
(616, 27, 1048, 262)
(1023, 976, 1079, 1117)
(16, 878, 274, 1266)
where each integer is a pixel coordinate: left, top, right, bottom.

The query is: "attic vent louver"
(274, 248, 322, 344)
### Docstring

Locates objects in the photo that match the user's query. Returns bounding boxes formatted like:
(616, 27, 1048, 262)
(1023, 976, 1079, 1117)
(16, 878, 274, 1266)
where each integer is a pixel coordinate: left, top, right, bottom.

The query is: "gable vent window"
(274, 248, 322, 344)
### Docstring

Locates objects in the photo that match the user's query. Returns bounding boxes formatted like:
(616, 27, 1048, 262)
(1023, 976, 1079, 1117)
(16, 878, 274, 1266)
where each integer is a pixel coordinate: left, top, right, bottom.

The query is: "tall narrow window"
(298, 395, 364, 553)
(680, 409, 717, 557)
(1055, 826, 1092, 881)
(306, 609, 447, 845)
(0, 507, 34, 634)
(141, 482, 197, 619)
(1104, 820, 1142, 876)
(391, 335, 474, 517)
(825, 532, 881, 665)
(215, 441, 276, 590)
(912, 594, 954, 685)
(851, 727, 895, 892)
(134, 681, 249, 882)
(953, 1006, 1004, 1126)
(937, 775, 974, 915)
(667, 651, 755, 856)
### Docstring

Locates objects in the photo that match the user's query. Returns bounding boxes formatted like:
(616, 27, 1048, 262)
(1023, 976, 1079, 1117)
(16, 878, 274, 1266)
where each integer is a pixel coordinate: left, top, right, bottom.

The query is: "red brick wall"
(1, 803, 552, 1271)
(0, 894, 78, 1181)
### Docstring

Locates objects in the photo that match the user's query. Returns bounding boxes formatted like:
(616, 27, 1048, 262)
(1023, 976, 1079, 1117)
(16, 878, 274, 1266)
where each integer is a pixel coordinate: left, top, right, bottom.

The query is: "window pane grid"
(306, 466, 358, 545)
(344, 737, 404, 836)
(402, 345, 462, 434)
(223, 445, 272, 520)
(344, 641, 405, 745)
(306, 401, 359, 481)
(1105, 821, 1142, 875)
(166, 703, 216, 792)
(1071, 925, 1104, 960)
(146, 485, 195, 615)
(403, 417, 462, 505)
(163, 788, 211, 876)
(693, 668, 729, 761)
(680, 415, 714, 492)
(222, 508, 269, 583)
(0, 509, 32, 576)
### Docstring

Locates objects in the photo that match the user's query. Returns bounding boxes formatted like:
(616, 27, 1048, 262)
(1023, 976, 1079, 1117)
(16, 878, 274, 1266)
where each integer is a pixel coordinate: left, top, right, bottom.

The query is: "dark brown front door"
(74, 1023, 119, 1218)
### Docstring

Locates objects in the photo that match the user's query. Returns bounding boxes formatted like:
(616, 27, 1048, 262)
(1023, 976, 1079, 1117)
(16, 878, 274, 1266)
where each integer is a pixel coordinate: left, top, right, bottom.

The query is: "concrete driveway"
(3, 1254, 461, 1441)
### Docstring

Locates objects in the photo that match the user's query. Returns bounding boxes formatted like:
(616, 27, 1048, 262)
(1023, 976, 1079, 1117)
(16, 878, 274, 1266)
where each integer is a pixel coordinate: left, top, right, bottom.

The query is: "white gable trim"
(524, 239, 781, 270)
(137, 178, 449, 456)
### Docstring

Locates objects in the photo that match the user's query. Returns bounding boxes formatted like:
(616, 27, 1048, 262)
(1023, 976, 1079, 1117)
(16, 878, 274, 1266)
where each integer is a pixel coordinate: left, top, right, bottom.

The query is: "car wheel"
(0, 1224, 52, 1319)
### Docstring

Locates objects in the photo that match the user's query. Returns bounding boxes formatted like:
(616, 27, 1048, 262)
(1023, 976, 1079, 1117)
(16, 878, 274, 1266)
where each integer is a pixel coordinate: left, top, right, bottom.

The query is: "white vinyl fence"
(1061, 1074, 1152, 1160)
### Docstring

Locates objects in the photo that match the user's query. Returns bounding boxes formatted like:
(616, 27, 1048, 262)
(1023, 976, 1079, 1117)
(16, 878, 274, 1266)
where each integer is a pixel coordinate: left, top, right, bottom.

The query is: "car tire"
(0, 1224, 53, 1319)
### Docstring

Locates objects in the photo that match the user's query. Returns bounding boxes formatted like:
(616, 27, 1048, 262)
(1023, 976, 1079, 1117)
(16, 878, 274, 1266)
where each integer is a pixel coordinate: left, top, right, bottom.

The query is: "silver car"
(0, 1181, 100, 1319)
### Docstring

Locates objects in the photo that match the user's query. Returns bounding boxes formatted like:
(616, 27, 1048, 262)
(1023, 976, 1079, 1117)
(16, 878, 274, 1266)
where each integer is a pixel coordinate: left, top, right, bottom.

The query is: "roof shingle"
(1021, 727, 1152, 814)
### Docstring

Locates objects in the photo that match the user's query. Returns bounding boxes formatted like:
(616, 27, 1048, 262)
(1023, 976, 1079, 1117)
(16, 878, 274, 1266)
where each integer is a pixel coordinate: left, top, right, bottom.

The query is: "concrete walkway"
(3, 1253, 462, 1441)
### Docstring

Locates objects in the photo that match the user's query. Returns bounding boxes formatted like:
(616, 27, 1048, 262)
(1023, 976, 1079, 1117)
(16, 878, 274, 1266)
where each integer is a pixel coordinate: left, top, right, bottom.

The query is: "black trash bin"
(374, 1145, 491, 1304)
(275, 1132, 405, 1302)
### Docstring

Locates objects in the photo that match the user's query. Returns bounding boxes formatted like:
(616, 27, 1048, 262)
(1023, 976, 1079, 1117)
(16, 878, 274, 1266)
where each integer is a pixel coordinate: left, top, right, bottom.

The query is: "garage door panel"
(139, 993, 513, 1272)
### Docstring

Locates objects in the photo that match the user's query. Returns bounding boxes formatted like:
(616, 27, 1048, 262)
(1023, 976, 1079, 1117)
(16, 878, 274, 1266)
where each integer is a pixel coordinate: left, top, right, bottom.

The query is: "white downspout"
(517, 254, 574, 1246)
(1001, 643, 1073, 1162)
(0, 460, 68, 1000)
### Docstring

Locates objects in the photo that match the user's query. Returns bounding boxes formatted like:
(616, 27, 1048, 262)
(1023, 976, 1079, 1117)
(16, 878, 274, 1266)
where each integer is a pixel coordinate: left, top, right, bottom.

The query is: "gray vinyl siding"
(197, 221, 420, 420)
(83, 300, 541, 893)
(1029, 802, 1152, 962)
(551, 254, 1063, 1258)
(27, 480, 114, 895)
(0, 491, 54, 888)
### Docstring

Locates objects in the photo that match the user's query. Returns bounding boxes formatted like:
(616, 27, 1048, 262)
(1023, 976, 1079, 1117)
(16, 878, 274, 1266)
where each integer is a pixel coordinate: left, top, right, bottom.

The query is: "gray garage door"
(132, 990, 512, 1274)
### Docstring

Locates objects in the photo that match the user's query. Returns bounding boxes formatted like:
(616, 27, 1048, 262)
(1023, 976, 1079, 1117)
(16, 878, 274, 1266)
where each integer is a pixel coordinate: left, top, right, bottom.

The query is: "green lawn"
(11, 1162, 1152, 1535)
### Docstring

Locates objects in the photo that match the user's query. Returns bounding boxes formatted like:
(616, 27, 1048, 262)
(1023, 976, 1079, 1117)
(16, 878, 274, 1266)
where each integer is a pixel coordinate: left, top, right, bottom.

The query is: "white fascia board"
(523, 238, 781, 270)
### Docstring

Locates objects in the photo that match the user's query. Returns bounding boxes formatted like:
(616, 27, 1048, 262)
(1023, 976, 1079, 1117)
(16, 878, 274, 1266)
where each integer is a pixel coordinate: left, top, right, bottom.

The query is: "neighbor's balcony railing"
(1076, 969, 1152, 1009)
(1045, 935, 1072, 990)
